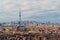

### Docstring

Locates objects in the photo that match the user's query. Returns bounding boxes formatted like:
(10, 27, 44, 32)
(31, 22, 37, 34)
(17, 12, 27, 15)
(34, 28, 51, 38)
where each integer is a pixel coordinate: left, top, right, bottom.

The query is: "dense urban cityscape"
(0, 22, 60, 40)
(0, 0, 60, 40)
(0, 8, 60, 40)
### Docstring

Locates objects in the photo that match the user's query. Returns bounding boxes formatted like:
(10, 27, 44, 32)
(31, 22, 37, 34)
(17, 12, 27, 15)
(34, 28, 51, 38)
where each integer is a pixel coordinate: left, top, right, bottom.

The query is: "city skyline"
(0, 0, 60, 23)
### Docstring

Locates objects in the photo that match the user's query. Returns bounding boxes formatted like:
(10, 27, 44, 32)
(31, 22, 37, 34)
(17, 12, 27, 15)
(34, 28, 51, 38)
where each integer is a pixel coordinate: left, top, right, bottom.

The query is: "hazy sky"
(0, 0, 60, 23)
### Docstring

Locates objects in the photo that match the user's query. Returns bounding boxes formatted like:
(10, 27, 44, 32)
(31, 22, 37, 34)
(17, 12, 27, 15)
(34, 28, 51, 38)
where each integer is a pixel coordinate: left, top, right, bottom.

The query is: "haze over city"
(0, 0, 60, 23)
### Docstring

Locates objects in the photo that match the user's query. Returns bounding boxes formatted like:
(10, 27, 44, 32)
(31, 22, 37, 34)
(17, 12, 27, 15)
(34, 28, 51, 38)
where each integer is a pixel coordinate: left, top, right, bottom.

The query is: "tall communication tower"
(15, 8, 22, 31)
(17, 9, 26, 31)
(19, 9, 21, 27)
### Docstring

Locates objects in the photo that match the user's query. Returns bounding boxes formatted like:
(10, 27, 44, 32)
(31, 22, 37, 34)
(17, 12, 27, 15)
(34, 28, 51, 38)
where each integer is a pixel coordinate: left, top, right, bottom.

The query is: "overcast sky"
(0, 0, 60, 23)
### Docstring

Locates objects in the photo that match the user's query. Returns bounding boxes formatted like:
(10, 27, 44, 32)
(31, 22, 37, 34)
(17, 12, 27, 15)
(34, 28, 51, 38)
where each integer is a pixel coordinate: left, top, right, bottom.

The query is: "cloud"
(0, 0, 60, 22)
